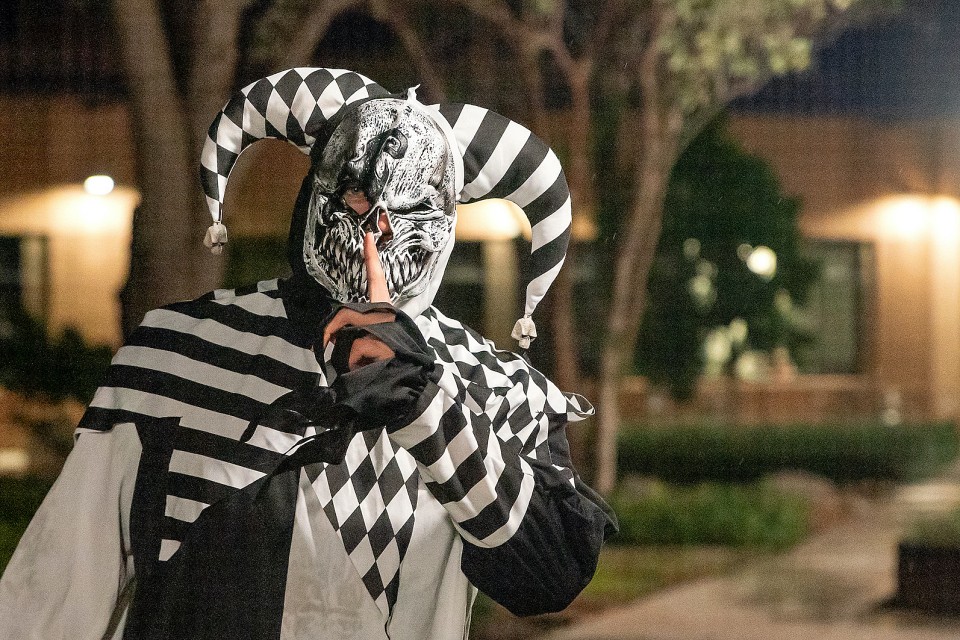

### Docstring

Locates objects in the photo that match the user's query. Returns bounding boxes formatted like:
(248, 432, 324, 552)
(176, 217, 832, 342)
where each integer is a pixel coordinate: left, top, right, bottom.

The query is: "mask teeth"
(389, 260, 402, 293)
(311, 216, 435, 303)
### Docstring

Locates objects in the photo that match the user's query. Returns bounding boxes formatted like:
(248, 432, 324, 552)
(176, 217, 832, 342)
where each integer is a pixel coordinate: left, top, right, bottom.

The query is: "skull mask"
(302, 98, 457, 303)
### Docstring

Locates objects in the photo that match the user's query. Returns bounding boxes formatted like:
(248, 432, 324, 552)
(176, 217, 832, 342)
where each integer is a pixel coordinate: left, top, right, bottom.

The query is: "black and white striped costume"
(0, 69, 615, 640)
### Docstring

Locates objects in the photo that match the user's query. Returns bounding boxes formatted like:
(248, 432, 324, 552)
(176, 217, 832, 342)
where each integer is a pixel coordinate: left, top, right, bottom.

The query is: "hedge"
(610, 481, 809, 549)
(618, 421, 959, 484)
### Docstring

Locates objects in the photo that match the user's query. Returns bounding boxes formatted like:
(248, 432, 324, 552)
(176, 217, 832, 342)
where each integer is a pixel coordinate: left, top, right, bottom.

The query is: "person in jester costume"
(0, 68, 616, 640)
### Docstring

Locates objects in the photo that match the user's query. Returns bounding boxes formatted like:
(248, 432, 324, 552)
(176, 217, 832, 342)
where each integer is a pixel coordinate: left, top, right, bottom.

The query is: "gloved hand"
(242, 232, 435, 466)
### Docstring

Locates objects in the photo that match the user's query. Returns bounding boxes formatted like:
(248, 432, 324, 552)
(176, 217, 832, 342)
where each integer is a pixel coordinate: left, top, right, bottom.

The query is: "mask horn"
(199, 68, 391, 254)
(435, 104, 572, 350)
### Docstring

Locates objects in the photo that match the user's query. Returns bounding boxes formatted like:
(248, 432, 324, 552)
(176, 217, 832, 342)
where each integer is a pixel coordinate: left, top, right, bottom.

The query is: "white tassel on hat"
(511, 315, 537, 350)
(204, 222, 228, 255)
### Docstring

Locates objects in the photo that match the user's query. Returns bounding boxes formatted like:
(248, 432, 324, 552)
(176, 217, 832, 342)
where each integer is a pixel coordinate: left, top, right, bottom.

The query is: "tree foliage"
(657, 0, 852, 112)
(587, 0, 884, 493)
(634, 116, 818, 399)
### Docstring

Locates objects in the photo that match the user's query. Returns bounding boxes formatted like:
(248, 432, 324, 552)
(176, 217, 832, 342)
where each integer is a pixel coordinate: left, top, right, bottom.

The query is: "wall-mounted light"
(0, 448, 30, 475)
(455, 199, 532, 241)
(871, 195, 960, 240)
(930, 197, 960, 237)
(878, 196, 929, 239)
(83, 174, 115, 196)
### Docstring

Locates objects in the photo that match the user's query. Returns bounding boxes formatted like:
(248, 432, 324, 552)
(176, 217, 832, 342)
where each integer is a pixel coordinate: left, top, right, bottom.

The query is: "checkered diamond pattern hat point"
(200, 67, 574, 347)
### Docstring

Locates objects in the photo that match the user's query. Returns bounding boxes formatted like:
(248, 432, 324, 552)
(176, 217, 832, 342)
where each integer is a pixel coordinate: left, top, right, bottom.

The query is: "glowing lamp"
(455, 199, 531, 241)
(879, 196, 928, 239)
(84, 175, 115, 196)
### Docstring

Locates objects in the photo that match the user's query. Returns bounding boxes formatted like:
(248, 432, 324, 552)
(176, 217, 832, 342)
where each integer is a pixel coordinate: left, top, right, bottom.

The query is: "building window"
(0, 235, 47, 322)
(796, 239, 873, 375)
(0, 237, 21, 311)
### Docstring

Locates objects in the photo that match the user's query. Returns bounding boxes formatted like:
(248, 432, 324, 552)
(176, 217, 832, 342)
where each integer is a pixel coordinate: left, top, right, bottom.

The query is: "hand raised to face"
(322, 233, 397, 371)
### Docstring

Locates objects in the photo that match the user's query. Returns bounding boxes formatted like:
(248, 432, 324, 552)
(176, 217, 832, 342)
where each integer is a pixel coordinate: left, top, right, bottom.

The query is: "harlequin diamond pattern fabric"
(306, 429, 419, 615)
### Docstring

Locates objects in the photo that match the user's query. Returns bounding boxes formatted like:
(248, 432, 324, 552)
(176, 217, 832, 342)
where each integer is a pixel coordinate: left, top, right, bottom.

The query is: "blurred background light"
(746, 245, 777, 280)
(734, 350, 768, 381)
(703, 327, 732, 371)
(83, 174, 115, 196)
(0, 185, 139, 235)
(878, 195, 929, 239)
(455, 199, 531, 241)
(0, 448, 30, 475)
(729, 317, 748, 345)
(930, 196, 960, 237)
(688, 274, 714, 306)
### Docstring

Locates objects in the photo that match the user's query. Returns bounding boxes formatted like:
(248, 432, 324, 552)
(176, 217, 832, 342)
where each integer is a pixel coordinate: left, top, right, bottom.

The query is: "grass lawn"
(469, 544, 760, 640)
(583, 545, 759, 604)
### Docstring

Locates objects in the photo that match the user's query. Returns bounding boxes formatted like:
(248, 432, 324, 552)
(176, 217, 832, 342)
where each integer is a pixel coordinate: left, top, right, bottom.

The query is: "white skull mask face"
(303, 99, 456, 303)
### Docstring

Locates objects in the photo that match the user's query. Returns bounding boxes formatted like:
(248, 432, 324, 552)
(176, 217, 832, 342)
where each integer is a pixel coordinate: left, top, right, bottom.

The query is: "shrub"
(0, 305, 112, 404)
(610, 481, 809, 550)
(618, 421, 959, 484)
(906, 507, 960, 548)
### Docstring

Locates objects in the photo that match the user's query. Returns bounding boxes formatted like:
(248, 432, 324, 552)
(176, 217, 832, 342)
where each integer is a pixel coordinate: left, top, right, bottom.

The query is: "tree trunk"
(552, 65, 593, 394)
(593, 91, 680, 494)
(114, 0, 199, 336)
(553, 65, 594, 469)
(594, 154, 674, 494)
(185, 1, 251, 298)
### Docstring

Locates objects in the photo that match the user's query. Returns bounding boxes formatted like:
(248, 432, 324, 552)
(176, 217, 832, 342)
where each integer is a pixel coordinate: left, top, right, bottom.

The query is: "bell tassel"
(204, 222, 228, 255)
(511, 315, 537, 350)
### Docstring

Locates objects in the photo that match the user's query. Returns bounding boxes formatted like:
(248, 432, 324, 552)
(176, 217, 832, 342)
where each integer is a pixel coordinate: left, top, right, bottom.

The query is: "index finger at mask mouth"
(364, 232, 391, 303)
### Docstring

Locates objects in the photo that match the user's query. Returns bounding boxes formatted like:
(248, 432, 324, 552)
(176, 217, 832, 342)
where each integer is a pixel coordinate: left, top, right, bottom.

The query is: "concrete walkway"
(540, 468, 960, 640)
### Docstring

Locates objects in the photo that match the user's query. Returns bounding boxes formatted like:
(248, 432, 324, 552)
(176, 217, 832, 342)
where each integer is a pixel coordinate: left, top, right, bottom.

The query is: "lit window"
(795, 240, 872, 374)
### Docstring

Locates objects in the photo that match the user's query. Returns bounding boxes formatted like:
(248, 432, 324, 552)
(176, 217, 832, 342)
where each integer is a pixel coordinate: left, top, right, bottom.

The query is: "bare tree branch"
(543, 0, 568, 49)
(454, 0, 526, 41)
(518, 48, 551, 139)
(581, 0, 629, 64)
(189, 0, 256, 152)
(283, 0, 365, 68)
(369, 0, 448, 102)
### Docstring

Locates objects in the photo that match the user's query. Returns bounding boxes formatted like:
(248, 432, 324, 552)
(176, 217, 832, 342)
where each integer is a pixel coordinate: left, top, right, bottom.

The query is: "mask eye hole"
(340, 186, 370, 215)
